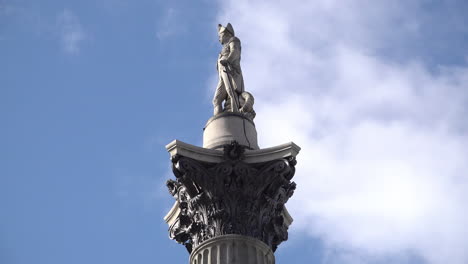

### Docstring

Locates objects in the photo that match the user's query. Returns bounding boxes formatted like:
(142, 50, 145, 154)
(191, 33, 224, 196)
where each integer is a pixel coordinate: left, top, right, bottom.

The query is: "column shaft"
(190, 235, 274, 264)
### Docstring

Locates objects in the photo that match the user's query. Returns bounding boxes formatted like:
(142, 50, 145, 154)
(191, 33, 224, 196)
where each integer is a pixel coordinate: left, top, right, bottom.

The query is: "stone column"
(164, 139, 300, 263)
(190, 235, 274, 264)
(163, 22, 300, 263)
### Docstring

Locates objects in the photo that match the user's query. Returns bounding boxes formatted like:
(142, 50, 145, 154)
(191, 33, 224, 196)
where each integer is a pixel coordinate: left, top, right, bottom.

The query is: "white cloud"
(56, 9, 85, 54)
(217, 1, 468, 263)
(155, 7, 187, 41)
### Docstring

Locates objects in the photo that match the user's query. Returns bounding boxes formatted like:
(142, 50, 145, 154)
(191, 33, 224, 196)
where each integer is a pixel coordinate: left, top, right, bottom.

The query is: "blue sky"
(2, 0, 468, 264)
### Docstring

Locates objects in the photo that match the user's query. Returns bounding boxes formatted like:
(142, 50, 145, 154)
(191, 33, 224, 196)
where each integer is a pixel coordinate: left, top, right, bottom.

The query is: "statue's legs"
(213, 80, 227, 115)
(213, 73, 240, 115)
(221, 72, 238, 113)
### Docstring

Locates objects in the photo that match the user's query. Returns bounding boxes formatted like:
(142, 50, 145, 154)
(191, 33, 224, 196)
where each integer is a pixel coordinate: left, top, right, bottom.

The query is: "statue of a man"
(213, 23, 255, 119)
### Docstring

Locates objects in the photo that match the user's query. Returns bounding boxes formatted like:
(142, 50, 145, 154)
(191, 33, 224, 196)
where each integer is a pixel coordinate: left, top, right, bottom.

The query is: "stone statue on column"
(163, 23, 301, 264)
(213, 23, 256, 120)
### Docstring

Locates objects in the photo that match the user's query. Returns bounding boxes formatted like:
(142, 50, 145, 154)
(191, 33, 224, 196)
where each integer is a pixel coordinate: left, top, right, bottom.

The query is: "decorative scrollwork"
(166, 143, 297, 253)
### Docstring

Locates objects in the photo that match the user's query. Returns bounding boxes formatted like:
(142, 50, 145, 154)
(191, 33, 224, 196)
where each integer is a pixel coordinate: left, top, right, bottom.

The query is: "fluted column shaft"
(190, 235, 274, 264)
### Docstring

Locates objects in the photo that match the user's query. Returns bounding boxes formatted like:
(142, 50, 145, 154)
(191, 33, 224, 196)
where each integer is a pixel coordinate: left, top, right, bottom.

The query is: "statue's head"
(218, 23, 234, 44)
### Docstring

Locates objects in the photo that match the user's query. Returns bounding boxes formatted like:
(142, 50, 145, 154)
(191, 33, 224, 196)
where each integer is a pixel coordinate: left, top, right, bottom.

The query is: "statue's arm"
(226, 40, 241, 63)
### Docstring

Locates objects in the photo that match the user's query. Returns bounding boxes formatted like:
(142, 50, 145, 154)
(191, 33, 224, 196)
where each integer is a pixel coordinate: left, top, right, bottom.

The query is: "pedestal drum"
(203, 112, 259, 150)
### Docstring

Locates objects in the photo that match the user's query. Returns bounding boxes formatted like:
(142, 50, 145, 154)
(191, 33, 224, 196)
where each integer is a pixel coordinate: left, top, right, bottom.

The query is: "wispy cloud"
(156, 7, 175, 40)
(56, 9, 85, 54)
(217, 1, 468, 264)
(155, 7, 187, 41)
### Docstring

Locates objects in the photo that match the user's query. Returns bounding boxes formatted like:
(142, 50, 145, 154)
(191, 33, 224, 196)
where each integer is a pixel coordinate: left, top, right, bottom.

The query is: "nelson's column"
(164, 23, 301, 264)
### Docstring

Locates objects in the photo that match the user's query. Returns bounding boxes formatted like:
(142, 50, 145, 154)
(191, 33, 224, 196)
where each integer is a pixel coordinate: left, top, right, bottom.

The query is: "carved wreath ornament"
(166, 142, 297, 253)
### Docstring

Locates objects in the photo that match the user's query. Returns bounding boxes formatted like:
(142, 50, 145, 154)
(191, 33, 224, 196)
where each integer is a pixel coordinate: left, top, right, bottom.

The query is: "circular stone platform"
(203, 112, 259, 150)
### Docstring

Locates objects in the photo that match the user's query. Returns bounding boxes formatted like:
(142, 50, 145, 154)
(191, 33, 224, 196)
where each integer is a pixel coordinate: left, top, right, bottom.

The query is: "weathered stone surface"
(165, 142, 298, 253)
(165, 140, 300, 164)
(163, 23, 301, 263)
(190, 234, 275, 264)
(203, 112, 259, 150)
(213, 23, 256, 119)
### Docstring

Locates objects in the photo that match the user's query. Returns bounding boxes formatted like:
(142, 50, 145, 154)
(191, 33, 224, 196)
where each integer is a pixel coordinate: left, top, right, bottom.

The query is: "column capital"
(165, 141, 299, 253)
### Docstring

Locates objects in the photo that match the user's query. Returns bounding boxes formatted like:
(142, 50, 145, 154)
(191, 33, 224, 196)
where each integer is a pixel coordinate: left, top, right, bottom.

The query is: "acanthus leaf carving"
(166, 143, 297, 253)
